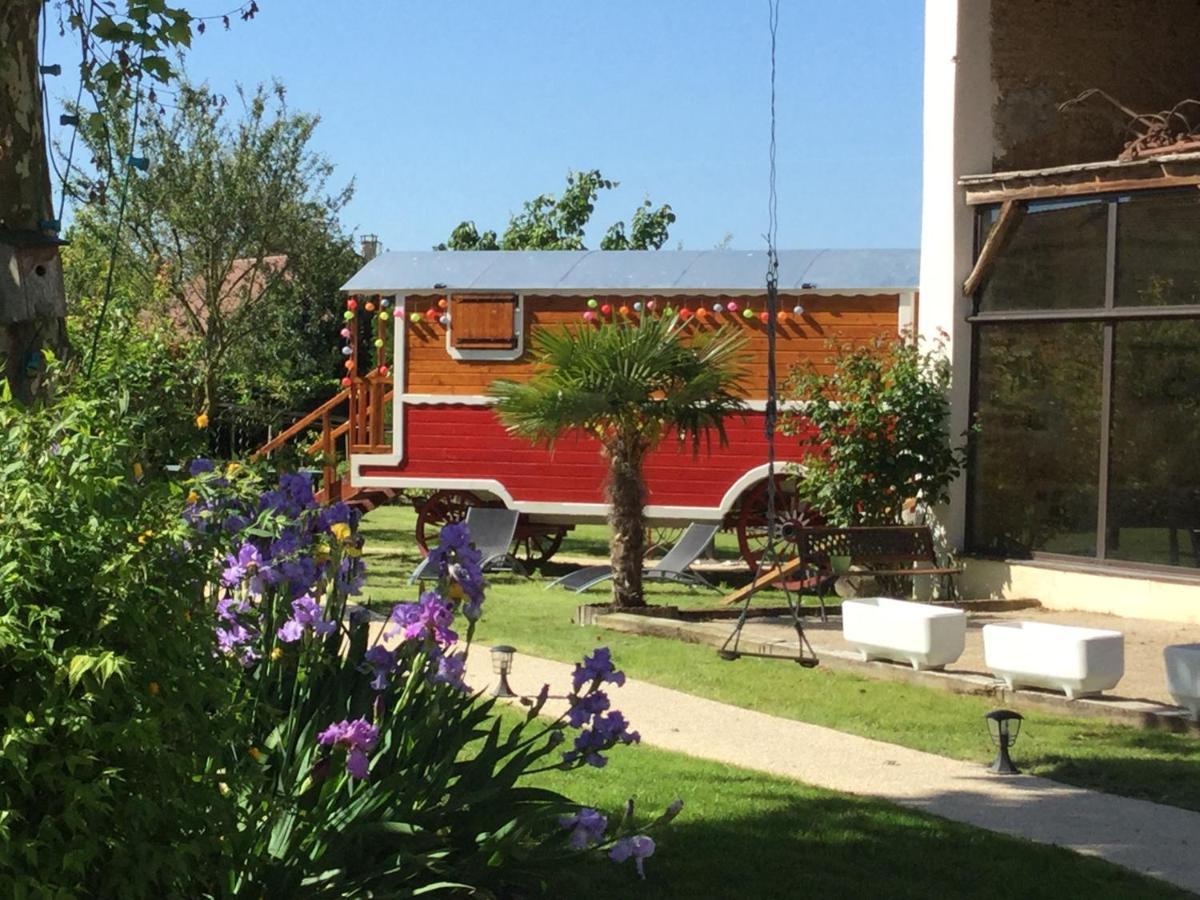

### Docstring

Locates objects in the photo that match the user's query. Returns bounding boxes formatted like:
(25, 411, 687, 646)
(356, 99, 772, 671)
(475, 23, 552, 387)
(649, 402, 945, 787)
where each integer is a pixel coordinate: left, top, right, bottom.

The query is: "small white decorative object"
(1163, 644, 1200, 719)
(983, 621, 1124, 700)
(792, 304, 804, 315)
(842, 597, 966, 671)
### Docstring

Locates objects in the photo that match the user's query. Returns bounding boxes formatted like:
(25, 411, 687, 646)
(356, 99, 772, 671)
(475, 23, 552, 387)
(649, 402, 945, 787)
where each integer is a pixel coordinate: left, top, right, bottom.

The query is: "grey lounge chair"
(546, 522, 720, 593)
(409, 506, 526, 583)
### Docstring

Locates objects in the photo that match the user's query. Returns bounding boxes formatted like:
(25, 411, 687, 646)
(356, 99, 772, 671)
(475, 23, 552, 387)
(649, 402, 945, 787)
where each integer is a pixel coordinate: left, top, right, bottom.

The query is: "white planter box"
(1163, 644, 1200, 719)
(841, 597, 966, 671)
(983, 621, 1124, 700)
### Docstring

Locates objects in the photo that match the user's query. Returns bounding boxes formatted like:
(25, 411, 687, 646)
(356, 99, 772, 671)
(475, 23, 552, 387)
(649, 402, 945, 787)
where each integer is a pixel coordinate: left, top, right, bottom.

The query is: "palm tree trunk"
(606, 431, 647, 609)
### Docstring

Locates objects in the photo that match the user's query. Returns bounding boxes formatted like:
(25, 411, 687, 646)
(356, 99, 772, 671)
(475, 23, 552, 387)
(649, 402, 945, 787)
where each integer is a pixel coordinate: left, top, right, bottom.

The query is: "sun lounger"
(409, 506, 526, 583)
(546, 522, 720, 593)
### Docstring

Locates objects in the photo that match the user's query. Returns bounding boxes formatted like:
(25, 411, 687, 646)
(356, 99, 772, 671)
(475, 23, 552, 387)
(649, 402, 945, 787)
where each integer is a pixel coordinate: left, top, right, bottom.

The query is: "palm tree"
(490, 313, 747, 609)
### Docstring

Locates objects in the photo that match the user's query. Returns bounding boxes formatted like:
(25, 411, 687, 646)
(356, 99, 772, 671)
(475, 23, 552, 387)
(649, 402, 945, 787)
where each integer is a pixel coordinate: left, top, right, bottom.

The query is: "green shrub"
(0, 385, 234, 896)
(784, 334, 965, 526)
(0, 384, 675, 897)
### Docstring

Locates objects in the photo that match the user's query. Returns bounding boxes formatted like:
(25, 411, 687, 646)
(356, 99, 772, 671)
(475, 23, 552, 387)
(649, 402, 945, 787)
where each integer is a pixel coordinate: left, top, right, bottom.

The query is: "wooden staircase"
(253, 375, 397, 510)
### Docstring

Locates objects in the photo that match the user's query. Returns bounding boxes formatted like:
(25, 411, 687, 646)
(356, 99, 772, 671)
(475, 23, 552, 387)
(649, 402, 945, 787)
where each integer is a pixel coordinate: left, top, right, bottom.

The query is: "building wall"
(923, 0, 1200, 620)
(991, 0, 1200, 171)
(919, 0, 994, 549)
(963, 558, 1200, 626)
(402, 293, 902, 398)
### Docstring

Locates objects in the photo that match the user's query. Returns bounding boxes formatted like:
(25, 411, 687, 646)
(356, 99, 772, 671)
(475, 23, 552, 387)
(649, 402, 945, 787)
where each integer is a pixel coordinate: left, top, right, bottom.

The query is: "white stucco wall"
(919, 0, 993, 550)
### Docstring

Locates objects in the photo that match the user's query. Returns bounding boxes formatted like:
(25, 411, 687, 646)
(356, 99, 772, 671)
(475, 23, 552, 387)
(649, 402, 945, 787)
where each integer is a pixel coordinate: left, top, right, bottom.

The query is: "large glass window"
(1107, 320, 1200, 568)
(969, 189, 1200, 571)
(1117, 193, 1200, 307)
(977, 200, 1108, 313)
(971, 323, 1103, 557)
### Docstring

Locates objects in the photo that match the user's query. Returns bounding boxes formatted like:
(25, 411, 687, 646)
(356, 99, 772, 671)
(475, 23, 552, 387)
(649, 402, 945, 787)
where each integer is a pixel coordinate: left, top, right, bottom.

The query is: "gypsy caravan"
(262, 249, 918, 568)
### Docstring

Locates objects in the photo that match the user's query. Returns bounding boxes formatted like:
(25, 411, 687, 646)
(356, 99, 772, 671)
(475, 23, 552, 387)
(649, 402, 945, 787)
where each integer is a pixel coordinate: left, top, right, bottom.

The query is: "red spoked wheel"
(735, 476, 825, 586)
(415, 490, 499, 556)
(512, 522, 568, 565)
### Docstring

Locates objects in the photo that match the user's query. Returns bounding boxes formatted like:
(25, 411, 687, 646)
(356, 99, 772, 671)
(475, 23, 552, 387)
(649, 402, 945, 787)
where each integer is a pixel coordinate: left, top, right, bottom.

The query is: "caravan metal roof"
(341, 249, 919, 295)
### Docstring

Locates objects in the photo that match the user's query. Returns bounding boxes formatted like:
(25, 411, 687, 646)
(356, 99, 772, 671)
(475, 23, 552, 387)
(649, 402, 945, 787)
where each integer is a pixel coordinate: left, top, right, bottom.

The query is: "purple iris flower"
(222, 514, 249, 535)
(431, 652, 468, 692)
(317, 502, 355, 531)
(563, 709, 639, 769)
(609, 835, 655, 878)
(362, 646, 398, 691)
(427, 524, 486, 614)
(336, 556, 366, 596)
(572, 646, 626, 693)
(277, 619, 305, 642)
(280, 471, 315, 506)
(216, 621, 253, 654)
(277, 594, 336, 642)
(559, 808, 608, 850)
(188, 458, 214, 475)
(317, 717, 379, 780)
(221, 542, 265, 589)
(566, 689, 611, 728)
(386, 592, 458, 648)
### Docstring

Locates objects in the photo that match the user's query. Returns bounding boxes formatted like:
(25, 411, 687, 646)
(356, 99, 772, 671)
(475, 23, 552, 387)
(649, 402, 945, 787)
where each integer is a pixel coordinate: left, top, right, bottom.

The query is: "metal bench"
(796, 525, 962, 620)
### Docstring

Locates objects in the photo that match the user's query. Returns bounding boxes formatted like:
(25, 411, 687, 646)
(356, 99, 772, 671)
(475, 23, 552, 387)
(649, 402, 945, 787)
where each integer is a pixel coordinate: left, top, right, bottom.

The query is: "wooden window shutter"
(450, 293, 518, 349)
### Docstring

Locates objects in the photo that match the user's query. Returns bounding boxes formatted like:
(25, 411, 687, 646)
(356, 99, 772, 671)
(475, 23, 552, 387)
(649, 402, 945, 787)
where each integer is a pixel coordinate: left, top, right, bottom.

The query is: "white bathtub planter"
(982, 621, 1124, 700)
(841, 597, 967, 671)
(1163, 644, 1200, 719)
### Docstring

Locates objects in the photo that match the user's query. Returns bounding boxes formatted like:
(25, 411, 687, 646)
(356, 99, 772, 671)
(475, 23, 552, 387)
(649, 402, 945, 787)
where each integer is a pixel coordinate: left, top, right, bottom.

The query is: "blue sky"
(44, 1, 924, 252)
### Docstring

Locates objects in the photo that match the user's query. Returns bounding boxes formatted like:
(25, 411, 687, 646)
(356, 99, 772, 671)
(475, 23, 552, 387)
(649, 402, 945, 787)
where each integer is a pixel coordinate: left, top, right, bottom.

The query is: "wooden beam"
(962, 200, 1024, 297)
(720, 557, 805, 606)
(963, 171, 1200, 206)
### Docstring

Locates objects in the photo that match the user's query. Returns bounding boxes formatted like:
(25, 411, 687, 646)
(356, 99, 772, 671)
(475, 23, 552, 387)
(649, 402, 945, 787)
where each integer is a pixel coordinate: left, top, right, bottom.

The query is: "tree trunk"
(0, 1, 68, 403)
(606, 432, 647, 609)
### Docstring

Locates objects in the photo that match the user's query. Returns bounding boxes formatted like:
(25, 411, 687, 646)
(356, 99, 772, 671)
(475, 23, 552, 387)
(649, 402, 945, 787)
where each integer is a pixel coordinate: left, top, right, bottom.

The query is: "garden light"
(984, 709, 1023, 774)
(491, 645, 517, 698)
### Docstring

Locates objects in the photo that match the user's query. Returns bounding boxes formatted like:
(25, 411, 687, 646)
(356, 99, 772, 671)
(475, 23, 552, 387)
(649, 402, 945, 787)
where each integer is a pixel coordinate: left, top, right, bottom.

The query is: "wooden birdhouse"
(0, 230, 67, 324)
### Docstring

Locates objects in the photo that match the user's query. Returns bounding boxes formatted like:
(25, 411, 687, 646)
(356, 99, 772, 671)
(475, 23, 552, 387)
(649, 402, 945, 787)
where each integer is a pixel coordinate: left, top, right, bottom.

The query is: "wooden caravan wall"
(402, 293, 901, 399)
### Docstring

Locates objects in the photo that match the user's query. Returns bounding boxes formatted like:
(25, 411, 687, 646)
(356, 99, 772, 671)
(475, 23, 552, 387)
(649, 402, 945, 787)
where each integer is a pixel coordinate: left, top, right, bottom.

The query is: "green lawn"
(361, 506, 1200, 813)
(526, 732, 1187, 899)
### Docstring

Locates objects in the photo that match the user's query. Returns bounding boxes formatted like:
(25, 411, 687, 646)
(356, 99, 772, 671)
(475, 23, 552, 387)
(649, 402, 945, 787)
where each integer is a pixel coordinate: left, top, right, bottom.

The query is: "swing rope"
(720, 0, 817, 667)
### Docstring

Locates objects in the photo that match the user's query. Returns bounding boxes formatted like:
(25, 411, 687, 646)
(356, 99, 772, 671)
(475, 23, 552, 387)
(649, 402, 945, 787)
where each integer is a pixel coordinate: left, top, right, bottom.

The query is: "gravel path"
(462, 650, 1200, 895)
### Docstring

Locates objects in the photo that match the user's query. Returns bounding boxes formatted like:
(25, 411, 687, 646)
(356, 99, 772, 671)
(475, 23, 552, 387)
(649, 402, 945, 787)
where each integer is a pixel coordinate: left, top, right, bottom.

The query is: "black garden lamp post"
(984, 709, 1023, 774)
(490, 645, 517, 698)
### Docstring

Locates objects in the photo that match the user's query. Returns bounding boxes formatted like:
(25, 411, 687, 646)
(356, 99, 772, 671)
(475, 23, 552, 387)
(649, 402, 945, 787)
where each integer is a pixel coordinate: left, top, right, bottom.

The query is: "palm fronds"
(489, 314, 749, 451)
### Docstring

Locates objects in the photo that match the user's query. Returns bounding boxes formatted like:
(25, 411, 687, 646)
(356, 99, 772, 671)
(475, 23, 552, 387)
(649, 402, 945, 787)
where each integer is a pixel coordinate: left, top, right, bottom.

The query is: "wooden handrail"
(253, 388, 351, 460)
(253, 377, 394, 505)
(303, 388, 394, 456)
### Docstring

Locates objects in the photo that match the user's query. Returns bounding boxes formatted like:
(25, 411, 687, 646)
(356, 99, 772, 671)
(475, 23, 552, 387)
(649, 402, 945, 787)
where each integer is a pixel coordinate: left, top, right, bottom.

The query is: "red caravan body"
(343, 250, 919, 527)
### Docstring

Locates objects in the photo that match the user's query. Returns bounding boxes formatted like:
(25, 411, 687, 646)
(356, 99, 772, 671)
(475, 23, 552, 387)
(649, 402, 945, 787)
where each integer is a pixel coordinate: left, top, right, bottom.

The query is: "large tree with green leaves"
(437, 169, 676, 251)
(71, 80, 357, 422)
(490, 315, 746, 609)
(0, 1, 259, 402)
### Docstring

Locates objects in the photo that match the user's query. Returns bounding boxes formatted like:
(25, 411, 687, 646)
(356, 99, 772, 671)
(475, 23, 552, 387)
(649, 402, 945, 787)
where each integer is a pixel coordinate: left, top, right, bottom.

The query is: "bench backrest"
(795, 526, 937, 568)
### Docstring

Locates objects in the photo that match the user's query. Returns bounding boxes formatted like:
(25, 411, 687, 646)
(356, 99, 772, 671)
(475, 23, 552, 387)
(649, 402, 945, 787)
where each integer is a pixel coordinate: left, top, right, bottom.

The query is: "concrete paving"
(463, 650, 1200, 895)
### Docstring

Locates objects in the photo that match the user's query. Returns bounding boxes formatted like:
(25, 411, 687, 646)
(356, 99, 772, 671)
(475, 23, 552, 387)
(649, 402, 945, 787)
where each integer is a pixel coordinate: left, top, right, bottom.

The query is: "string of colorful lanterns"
(578, 297, 806, 325)
(340, 293, 396, 386)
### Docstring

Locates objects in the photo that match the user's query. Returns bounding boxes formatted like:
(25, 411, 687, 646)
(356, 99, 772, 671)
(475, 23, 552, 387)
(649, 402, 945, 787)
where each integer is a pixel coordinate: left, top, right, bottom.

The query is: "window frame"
(445, 292, 524, 361)
(966, 189, 1200, 575)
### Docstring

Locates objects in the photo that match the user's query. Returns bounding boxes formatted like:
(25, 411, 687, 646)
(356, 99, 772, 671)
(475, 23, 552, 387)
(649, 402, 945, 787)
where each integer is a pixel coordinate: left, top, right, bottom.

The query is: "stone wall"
(991, 0, 1200, 171)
